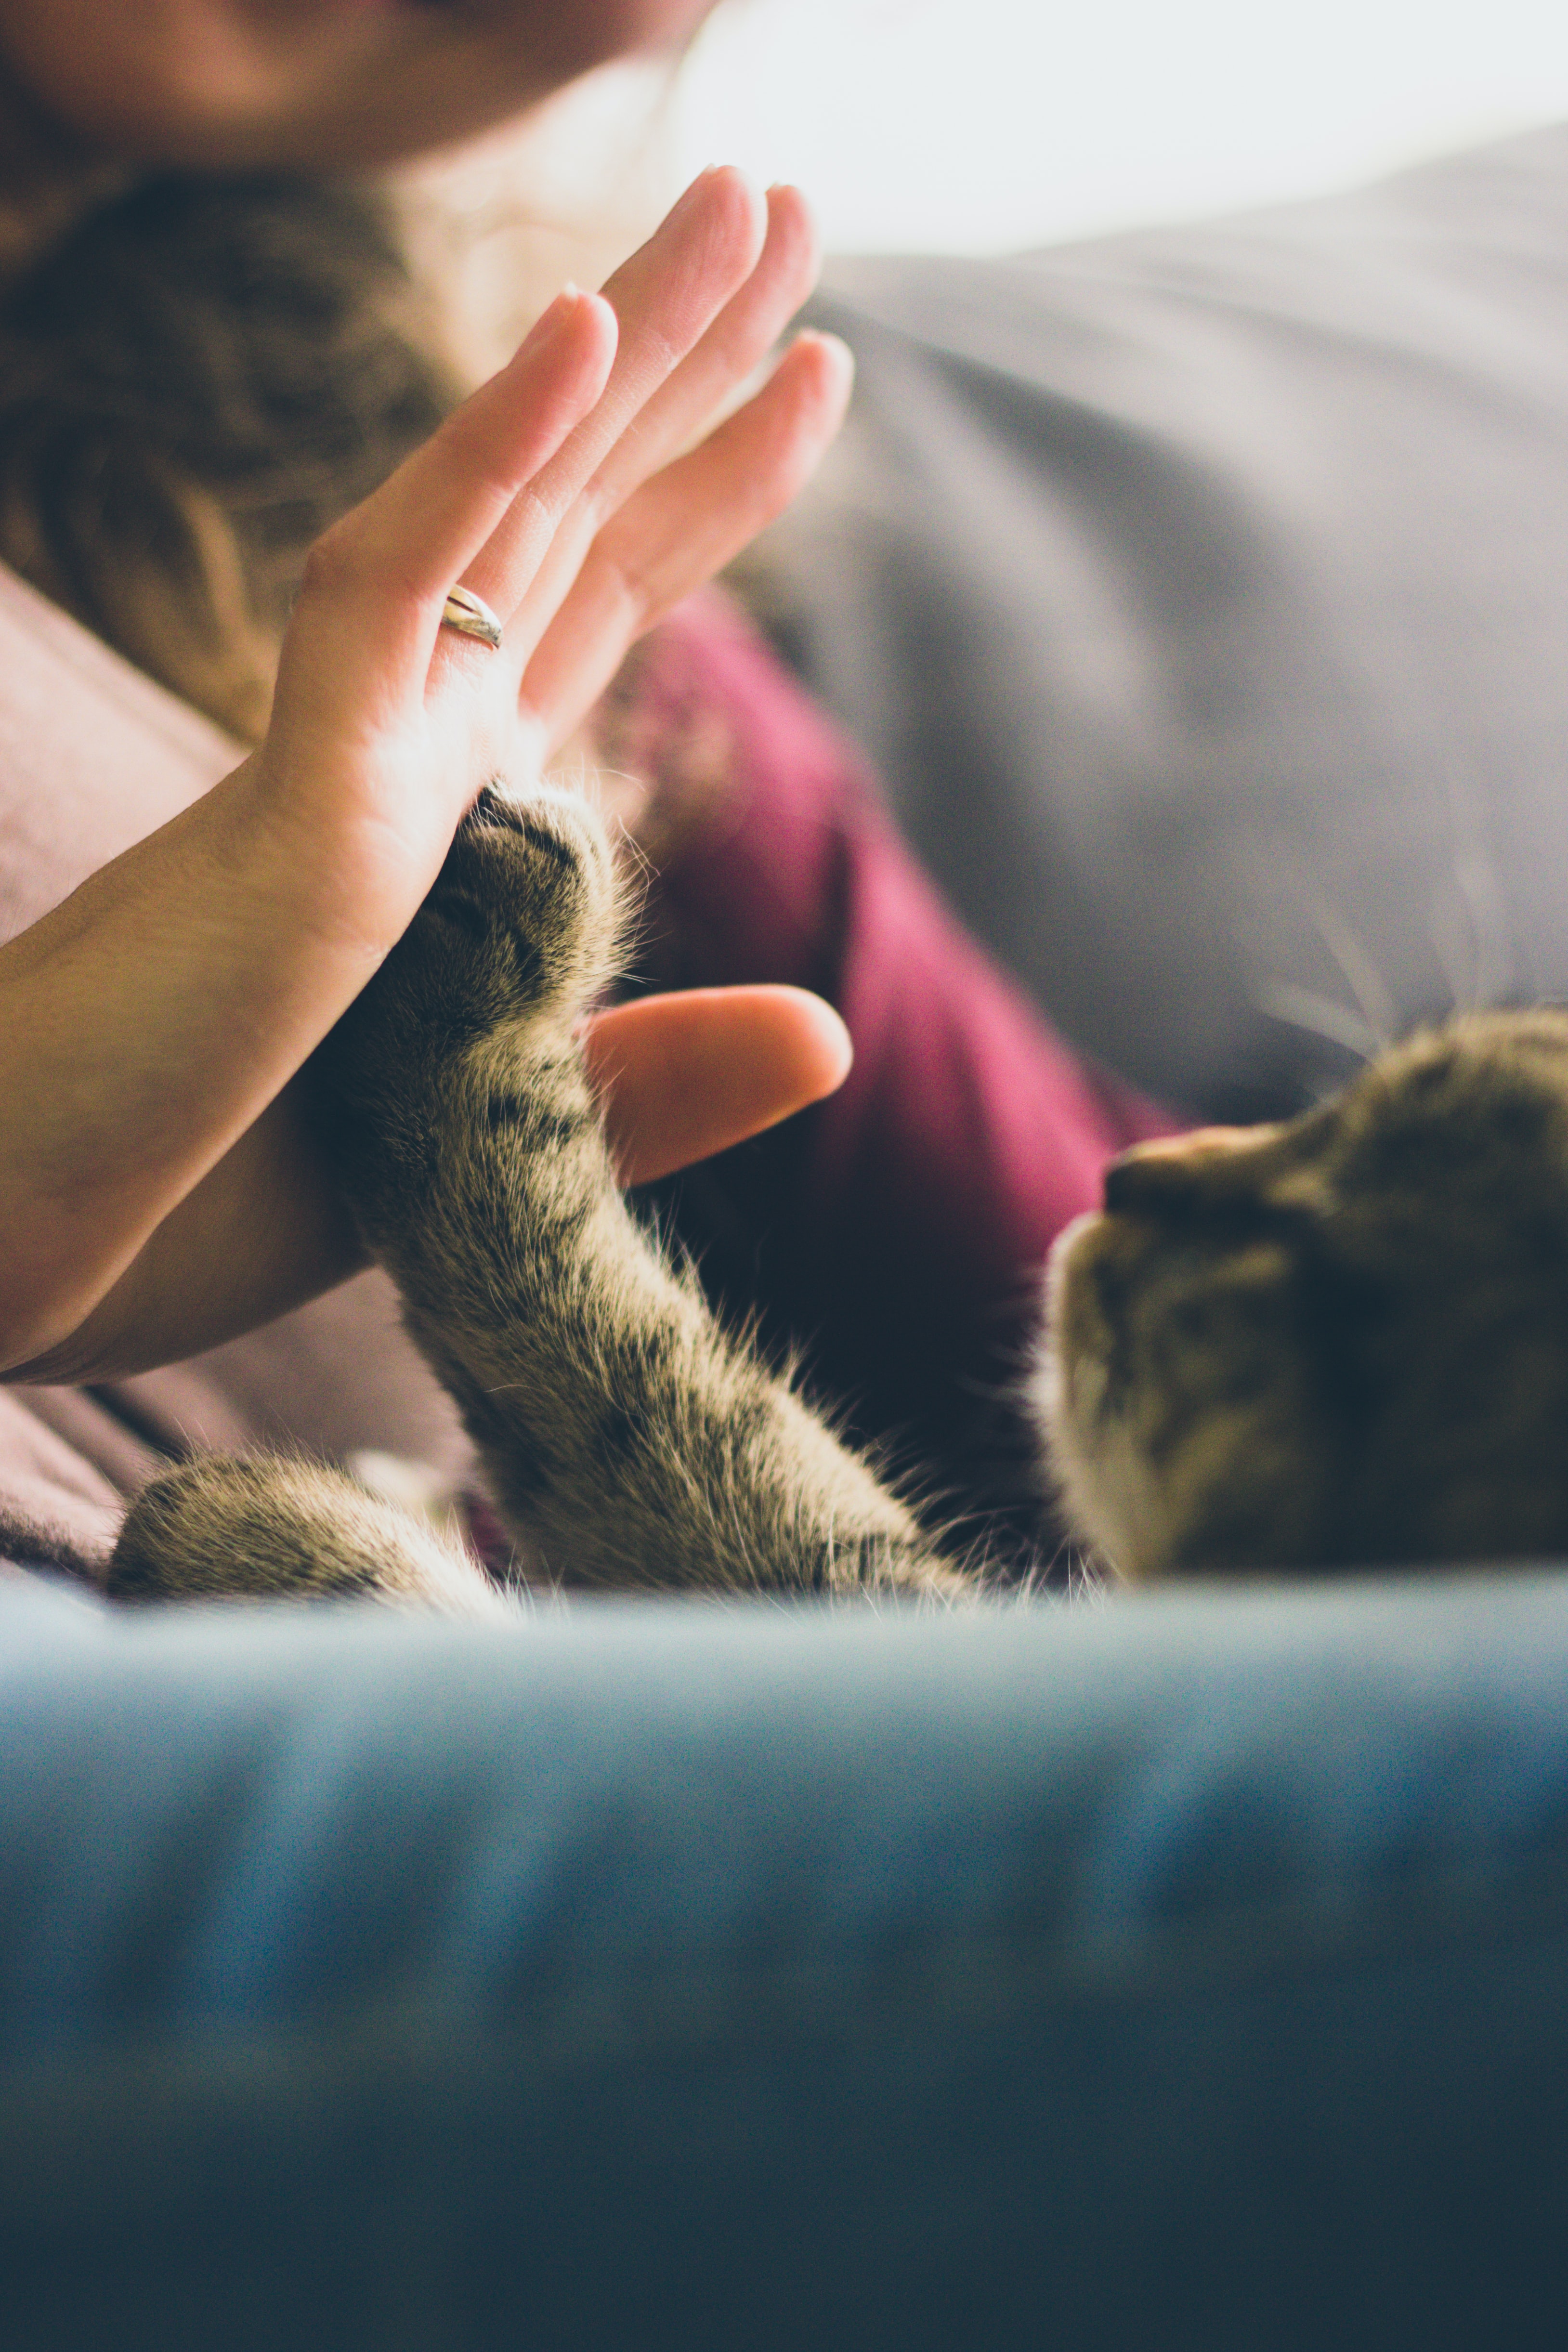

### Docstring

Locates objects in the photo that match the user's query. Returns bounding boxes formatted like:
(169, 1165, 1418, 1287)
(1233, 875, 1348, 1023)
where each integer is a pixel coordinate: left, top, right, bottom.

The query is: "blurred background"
(669, 0, 1568, 250)
(400, 3, 1568, 388)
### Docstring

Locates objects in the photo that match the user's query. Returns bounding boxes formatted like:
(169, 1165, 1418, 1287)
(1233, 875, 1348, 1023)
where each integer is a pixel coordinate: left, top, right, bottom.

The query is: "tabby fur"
(109, 789, 967, 1610)
(111, 792, 1568, 1605)
(1037, 1012, 1568, 1579)
(12, 175, 1563, 1601)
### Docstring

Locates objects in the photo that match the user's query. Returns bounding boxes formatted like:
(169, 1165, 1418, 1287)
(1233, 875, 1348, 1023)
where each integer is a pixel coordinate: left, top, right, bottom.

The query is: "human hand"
(255, 168, 850, 943)
(0, 170, 853, 1379)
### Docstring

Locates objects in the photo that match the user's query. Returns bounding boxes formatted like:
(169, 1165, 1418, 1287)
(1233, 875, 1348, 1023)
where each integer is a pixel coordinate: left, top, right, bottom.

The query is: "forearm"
(7, 1083, 367, 1384)
(8, 981, 854, 1386)
(0, 760, 388, 1372)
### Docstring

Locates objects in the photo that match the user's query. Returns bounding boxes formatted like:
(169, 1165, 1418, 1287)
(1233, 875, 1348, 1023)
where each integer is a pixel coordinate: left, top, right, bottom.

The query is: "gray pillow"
(753, 124, 1568, 1118)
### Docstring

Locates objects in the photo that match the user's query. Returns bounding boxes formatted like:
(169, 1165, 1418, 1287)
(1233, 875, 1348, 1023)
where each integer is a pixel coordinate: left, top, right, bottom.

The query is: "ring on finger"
(441, 585, 504, 650)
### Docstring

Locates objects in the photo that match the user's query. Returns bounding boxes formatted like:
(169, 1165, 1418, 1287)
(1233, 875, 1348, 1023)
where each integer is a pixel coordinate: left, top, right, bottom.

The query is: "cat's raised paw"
(311, 781, 622, 1140)
(422, 783, 621, 1032)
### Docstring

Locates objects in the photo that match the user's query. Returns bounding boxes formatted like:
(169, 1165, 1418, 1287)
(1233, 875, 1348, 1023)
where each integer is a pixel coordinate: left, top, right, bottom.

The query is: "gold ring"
(441, 585, 504, 650)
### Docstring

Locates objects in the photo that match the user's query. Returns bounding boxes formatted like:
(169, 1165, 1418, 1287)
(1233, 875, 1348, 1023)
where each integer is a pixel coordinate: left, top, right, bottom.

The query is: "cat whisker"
(1254, 981, 1380, 1062)
(1291, 877, 1397, 1051)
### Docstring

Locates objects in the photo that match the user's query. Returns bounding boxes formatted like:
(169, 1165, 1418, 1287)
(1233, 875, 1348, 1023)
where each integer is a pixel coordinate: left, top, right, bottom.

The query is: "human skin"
(0, 0, 719, 173)
(0, 10, 859, 1382)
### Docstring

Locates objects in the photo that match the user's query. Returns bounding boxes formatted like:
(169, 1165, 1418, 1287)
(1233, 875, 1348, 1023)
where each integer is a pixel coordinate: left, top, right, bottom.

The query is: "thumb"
(582, 985, 852, 1187)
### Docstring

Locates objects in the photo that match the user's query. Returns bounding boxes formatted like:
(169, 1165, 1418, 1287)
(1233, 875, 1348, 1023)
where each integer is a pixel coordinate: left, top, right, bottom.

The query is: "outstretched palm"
(259, 169, 850, 951)
(0, 171, 855, 1379)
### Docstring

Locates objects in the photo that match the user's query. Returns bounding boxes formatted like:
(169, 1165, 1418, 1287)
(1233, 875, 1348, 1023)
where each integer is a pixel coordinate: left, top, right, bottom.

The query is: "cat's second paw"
(107, 1453, 514, 1618)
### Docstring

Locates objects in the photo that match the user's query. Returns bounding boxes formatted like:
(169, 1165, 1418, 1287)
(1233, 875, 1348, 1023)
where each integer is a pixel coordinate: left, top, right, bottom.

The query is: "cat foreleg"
(314, 788, 969, 1603)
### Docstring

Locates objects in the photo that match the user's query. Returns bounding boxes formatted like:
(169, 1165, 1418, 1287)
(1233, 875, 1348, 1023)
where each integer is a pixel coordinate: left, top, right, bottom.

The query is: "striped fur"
(110, 788, 969, 1610)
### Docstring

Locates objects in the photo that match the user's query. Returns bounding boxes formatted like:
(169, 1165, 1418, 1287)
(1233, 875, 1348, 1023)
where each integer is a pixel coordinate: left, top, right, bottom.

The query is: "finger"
(537, 183, 818, 565)
(269, 287, 617, 744)
(458, 167, 768, 627)
(583, 986, 853, 1187)
(594, 184, 821, 507)
(496, 185, 822, 661)
(523, 331, 854, 749)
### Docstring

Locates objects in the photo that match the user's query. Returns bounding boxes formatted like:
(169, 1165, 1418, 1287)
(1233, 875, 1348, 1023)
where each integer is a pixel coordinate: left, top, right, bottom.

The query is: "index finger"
(269, 285, 619, 741)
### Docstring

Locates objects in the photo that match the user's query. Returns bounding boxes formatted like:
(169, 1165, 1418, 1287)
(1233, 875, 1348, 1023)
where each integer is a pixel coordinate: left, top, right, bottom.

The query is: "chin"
(0, 0, 717, 174)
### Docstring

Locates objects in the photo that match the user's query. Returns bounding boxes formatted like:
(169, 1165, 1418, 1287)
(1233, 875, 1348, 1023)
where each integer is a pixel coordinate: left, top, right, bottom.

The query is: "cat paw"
(106, 1453, 516, 1618)
(312, 782, 621, 1142)
(418, 783, 621, 1036)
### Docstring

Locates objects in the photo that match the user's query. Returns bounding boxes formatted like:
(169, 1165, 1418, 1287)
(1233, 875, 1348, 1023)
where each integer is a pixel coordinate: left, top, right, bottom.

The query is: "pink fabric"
(633, 595, 1183, 1533)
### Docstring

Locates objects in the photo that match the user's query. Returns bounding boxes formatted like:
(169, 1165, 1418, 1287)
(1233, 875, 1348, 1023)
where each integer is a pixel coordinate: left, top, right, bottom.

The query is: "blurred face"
(0, 0, 716, 170)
